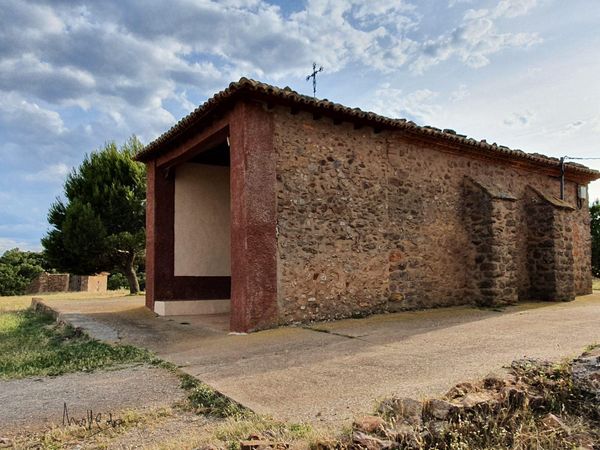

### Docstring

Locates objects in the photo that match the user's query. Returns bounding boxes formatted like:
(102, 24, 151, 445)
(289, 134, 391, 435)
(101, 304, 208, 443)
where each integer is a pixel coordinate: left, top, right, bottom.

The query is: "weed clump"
(180, 374, 248, 418)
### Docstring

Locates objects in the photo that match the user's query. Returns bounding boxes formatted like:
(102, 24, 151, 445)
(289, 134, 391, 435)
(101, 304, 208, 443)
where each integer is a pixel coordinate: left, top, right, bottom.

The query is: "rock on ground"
(573, 347, 600, 400)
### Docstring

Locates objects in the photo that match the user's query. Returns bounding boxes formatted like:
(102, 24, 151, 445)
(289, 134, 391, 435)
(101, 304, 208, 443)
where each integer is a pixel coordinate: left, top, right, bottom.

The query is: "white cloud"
(0, 0, 598, 248)
(450, 84, 470, 102)
(0, 0, 64, 59)
(411, 1, 541, 73)
(503, 110, 536, 127)
(0, 0, 417, 156)
(0, 237, 42, 254)
(449, 0, 474, 7)
(0, 54, 95, 104)
(24, 163, 70, 183)
(0, 0, 543, 128)
(0, 93, 66, 140)
(559, 120, 587, 135)
(284, 0, 419, 74)
(494, 0, 538, 18)
(371, 85, 440, 124)
(64, 0, 420, 79)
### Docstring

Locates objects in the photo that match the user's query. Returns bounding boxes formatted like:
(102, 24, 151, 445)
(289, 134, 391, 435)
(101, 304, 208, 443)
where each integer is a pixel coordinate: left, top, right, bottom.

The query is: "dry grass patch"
(12, 407, 175, 450)
(0, 289, 131, 312)
(593, 278, 600, 290)
(183, 416, 324, 450)
(9, 381, 322, 450)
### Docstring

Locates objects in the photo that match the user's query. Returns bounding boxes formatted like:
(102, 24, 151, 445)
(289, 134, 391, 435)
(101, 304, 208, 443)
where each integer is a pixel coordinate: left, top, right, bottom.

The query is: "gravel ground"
(0, 364, 186, 435)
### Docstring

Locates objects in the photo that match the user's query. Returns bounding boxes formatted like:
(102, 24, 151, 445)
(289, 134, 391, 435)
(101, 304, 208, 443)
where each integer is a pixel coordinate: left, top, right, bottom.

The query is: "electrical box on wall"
(578, 185, 587, 200)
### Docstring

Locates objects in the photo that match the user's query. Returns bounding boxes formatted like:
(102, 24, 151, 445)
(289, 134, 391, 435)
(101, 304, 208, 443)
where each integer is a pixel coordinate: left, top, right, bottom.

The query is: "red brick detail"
(229, 101, 278, 332)
(145, 160, 156, 310)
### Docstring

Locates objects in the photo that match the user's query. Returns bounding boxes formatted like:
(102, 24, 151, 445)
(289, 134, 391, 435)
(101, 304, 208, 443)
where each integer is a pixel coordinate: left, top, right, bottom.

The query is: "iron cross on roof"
(306, 62, 323, 98)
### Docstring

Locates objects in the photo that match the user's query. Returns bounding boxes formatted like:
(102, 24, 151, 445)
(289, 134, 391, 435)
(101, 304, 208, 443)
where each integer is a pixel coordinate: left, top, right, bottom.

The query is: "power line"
(559, 155, 600, 200)
(563, 156, 600, 161)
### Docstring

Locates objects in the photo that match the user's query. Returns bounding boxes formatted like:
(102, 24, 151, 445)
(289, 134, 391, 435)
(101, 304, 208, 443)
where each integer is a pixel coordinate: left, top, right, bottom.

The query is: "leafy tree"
(107, 272, 129, 291)
(0, 248, 48, 296)
(42, 137, 146, 293)
(107, 271, 146, 291)
(592, 200, 600, 278)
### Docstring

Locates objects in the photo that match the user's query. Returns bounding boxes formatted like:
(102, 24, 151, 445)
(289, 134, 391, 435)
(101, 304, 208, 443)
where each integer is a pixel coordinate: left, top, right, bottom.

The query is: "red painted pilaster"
(145, 159, 175, 308)
(145, 160, 156, 310)
(229, 101, 278, 331)
(154, 164, 175, 300)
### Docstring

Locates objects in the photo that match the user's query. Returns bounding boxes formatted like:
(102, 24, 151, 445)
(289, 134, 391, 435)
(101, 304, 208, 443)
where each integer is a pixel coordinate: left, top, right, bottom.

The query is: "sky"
(0, 0, 599, 253)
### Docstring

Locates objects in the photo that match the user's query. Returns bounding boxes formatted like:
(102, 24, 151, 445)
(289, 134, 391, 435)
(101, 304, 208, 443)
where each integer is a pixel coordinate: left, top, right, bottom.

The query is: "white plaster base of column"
(154, 299, 230, 316)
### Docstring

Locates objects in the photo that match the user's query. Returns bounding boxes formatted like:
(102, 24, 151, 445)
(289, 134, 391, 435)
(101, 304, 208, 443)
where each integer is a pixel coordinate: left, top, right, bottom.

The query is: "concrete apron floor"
(34, 293, 600, 429)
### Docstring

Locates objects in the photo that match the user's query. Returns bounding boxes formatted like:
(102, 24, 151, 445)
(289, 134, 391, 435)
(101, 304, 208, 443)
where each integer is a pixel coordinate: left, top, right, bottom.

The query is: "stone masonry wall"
(572, 205, 592, 295)
(69, 274, 108, 293)
(272, 108, 593, 324)
(463, 178, 519, 307)
(27, 273, 70, 294)
(554, 209, 576, 301)
(28, 273, 108, 294)
(274, 114, 390, 323)
(524, 189, 557, 300)
(524, 188, 575, 301)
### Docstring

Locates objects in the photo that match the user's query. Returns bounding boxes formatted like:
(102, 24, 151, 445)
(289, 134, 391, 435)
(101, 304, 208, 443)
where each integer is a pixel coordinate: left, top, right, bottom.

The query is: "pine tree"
(42, 137, 146, 293)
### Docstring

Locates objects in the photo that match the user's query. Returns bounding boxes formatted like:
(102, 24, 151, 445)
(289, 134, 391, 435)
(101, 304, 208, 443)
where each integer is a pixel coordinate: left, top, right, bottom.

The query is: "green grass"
(0, 308, 153, 379)
(179, 373, 248, 418)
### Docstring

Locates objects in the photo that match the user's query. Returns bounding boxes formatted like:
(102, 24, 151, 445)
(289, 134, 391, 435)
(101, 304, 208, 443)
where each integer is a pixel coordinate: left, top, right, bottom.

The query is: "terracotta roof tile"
(135, 78, 599, 181)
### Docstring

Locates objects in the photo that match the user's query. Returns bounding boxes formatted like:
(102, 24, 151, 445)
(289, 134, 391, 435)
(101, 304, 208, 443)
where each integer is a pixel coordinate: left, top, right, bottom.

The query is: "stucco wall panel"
(174, 163, 231, 277)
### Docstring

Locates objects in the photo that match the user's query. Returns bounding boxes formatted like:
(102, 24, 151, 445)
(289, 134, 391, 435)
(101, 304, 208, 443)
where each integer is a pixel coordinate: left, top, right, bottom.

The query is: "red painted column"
(145, 158, 176, 309)
(153, 166, 175, 301)
(145, 161, 156, 310)
(229, 101, 278, 332)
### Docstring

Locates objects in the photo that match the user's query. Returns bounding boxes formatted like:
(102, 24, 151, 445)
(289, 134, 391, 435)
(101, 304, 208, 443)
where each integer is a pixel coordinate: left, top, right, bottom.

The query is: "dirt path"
(0, 364, 186, 434)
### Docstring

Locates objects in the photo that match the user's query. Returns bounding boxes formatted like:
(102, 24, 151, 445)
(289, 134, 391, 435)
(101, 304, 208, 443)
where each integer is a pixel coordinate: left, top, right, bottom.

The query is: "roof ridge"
(134, 78, 599, 180)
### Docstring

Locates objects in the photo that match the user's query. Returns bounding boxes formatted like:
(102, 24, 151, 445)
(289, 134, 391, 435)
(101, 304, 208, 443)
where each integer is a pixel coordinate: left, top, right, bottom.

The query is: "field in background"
(0, 290, 131, 312)
(593, 278, 600, 290)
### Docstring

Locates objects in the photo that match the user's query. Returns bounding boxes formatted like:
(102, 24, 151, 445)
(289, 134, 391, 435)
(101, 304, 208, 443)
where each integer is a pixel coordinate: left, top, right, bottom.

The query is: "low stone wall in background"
(69, 273, 109, 293)
(27, 272, 108, 294)
(26, 273, 69, 294)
